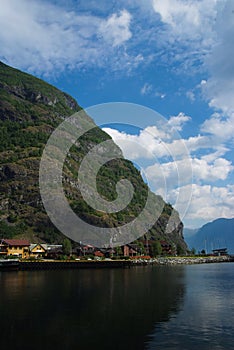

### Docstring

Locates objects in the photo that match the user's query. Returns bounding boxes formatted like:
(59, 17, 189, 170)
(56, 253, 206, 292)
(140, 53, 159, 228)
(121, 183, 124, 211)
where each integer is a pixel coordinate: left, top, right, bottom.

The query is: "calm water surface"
(0, 263, 233, 350)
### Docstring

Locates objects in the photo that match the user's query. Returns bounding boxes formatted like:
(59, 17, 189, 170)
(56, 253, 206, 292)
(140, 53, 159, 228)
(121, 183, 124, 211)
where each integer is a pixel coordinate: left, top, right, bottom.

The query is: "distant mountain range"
(184, 218, 234, 254)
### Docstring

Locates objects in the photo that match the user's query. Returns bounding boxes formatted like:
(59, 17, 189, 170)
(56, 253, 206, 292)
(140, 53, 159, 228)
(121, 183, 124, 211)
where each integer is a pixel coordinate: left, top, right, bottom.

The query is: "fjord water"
(0, 263, 233, 350)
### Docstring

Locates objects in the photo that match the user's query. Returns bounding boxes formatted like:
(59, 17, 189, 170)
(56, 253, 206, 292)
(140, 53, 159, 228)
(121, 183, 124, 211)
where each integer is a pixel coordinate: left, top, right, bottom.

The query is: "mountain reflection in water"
(0, 266, 185, 350)
(146, 263, 234, 350)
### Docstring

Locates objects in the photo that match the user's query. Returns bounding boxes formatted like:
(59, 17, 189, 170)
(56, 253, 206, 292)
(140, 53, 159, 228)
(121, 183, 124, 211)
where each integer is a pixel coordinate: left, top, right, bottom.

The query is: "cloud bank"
(103, 107, 234, 228)
(0, 0, 135, 76)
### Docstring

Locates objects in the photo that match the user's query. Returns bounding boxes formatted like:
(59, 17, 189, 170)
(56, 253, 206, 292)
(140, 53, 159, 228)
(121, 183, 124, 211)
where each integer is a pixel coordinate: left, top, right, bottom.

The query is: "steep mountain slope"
(185, 218, 234, 254)
(0, 61, 187, 251)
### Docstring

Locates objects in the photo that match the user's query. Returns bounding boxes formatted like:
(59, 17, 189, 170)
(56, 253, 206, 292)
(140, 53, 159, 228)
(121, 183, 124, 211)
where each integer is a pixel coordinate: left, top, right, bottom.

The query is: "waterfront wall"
(19, 259, 131, 270)
(19, 256, 232, 270)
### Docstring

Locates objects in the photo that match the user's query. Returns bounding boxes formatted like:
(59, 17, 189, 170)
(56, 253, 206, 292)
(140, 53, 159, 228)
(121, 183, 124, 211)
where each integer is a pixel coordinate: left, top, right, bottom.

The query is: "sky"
(0, 0, 234, 229)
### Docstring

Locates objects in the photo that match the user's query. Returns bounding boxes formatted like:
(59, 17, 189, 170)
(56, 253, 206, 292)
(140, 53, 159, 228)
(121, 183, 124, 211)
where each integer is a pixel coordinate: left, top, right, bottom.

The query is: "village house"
(0, 239, 30, 259)
(94, 250, 105, 258)
(122, 244, 139, 257)
(0, 240, 63, 259)
(140, 239, 176, 256)
(78, 244, 95, 256)
(46, 245, 63, 259)
(29, 243, 47, 258)
(160, 240, 175, 255)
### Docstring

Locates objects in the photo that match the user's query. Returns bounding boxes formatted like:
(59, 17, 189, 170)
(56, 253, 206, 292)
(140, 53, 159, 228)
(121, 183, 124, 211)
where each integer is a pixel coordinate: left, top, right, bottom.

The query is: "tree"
(62, 238, 72, 256)
(135, 241, 145, 255)
(176, 244, 184, 256)
(191, 247, 196, 255)
(152, 241, 162, 257)
(115, 246, 122, 257)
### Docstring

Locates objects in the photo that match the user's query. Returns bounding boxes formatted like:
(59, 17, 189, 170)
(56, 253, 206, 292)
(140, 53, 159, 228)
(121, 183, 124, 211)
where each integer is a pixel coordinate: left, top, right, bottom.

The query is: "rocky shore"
(159, 255, 233, 265)
(132, 255, 232, 266)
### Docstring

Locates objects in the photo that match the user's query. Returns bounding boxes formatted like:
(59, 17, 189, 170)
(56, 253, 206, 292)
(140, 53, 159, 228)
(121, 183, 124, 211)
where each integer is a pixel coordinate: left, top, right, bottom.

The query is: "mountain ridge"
(0, 61, 188, 252)
(184, 218, 234, 254)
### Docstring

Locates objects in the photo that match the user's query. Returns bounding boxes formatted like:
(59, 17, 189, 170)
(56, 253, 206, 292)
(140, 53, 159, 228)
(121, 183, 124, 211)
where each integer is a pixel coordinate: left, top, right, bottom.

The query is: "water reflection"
(0, 266, 185, 350)
(146, 263, 234, 350)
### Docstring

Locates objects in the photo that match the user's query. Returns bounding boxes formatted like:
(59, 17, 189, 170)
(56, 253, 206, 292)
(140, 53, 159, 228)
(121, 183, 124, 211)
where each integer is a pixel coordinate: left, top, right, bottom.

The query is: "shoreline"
(17, 255, 234, 269)
(132, 256, 234, 266)
(0, 255, 233, 271)
(134, 255, 233, 266)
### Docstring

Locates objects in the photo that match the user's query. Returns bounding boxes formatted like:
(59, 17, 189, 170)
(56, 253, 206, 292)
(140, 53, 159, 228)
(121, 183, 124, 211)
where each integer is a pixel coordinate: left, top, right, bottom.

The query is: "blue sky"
(1, 0, 234, 229)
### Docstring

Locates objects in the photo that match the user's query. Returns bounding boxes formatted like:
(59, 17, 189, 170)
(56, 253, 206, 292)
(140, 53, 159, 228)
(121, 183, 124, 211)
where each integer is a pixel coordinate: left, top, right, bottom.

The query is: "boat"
(0, 259, 19, 271)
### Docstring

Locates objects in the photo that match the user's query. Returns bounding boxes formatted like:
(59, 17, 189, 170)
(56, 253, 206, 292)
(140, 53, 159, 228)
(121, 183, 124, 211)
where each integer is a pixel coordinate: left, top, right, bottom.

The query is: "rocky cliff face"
(0, 61, 188, 252)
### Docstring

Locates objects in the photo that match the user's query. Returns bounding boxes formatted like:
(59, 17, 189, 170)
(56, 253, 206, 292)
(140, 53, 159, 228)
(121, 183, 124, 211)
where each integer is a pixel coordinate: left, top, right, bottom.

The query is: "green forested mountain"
(0, 61, 187, 252)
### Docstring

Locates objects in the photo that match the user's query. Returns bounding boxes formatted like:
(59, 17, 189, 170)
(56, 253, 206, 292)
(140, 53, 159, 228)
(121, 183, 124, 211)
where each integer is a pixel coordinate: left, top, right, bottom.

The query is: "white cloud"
(103, 120, 192, 161)
(150, 0, 234, 151)
(201, 147, 229, 163)
(0, 0, 224, 82)
(197, 1, 234, 145)
(140, 83, 166, 99)
(102, 126, 166, 160)
(143, 125, 169, 141)
(200, 80, 207, 86)
(201, 112, 234, 142)
(141, 83, 153, 95)
(103, 113, 234, 228)
(151, 0, 233, 98)
(143, 154, 233, 226)
(145, 156, 233, 192)
(99, 10, 132, 47)
(172, 184, 234, 227)
(0, 0, 137, 76)
(103, 111, 232, 164)
(152, 0, 218, 44)
(0, 0, 98, 74)
(202, 0, 234, 114)
(184, 135, 208, 152)
(152, 0, 201, 32)
(168, 112, 191, 131)
(186, 90, 195, 102)
(192, 157, 233, 182)
(155, 92, 166, 99)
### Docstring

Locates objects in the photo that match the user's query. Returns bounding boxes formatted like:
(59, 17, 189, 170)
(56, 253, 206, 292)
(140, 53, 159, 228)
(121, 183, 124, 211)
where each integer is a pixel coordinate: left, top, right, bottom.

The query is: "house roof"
(127, 244, 139, 251)
(46, 245, 62, 250)
(30, 243, 47, 251)
(46, 245, 63, 253)
(94, 251, 104, 257)
(2, 239, 30, 246)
